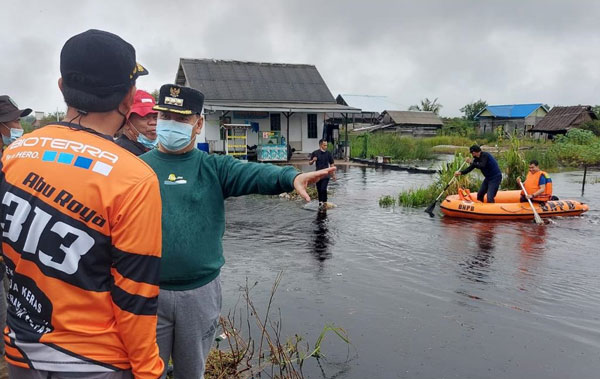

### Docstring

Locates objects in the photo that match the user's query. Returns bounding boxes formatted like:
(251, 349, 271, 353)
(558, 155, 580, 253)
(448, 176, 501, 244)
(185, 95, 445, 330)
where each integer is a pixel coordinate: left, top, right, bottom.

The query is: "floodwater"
(221, 165, 600, 379)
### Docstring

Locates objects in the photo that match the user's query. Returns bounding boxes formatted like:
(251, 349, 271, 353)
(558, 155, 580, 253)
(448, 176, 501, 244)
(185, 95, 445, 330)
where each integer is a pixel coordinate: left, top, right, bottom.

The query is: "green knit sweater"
(140, 149, 299, 290)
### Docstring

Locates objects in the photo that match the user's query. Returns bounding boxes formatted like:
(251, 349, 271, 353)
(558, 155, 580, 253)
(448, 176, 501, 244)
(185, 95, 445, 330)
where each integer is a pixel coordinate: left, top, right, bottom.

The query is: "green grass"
(378, 195, 396, 207)
(394, 154, 482, 208)
(350, 133, 434, 161)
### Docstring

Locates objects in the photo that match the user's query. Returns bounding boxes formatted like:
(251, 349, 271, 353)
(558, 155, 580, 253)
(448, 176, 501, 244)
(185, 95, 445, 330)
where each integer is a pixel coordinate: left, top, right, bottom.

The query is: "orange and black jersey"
(0, 123, 163, 378)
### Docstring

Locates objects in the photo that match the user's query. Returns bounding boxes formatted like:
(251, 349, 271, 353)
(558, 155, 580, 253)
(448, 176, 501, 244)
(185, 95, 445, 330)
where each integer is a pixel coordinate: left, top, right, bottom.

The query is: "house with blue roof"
(476, 103, 549, 136)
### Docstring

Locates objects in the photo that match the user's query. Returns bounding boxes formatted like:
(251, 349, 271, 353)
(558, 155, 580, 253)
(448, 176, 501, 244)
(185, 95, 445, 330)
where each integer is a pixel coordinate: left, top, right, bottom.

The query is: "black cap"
(153, 84, 204, 115)
(0, 95, 32, 123)
(469, 144, 481, 153)
(60, 29, 148, 112)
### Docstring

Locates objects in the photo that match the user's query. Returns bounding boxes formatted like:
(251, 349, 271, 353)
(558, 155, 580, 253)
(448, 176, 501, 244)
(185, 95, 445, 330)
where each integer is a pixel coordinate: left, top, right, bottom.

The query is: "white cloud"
(2, 0, 599, 117)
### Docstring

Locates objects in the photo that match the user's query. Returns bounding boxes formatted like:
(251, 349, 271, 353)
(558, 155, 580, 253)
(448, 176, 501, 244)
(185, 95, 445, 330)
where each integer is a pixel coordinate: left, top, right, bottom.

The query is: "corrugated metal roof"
(178, 58, 336, 103)
(529, 106, 597, 132)
(204, 101, 361, 113)
(384, 111, 443, 126)
(336, 94, 402, 114)
(477, 103, 546, 118)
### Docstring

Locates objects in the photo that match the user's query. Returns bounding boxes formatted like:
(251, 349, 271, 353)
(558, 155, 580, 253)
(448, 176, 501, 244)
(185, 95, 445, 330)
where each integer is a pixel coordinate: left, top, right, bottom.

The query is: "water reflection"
(311, 210, 332, 262)
(463, 222, 496, 284)
(516, 223, 547, 287)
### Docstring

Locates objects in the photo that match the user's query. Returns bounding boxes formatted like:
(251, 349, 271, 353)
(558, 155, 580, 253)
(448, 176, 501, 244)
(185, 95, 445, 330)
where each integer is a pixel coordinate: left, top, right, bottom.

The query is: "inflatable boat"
(440, 190, 589, 220)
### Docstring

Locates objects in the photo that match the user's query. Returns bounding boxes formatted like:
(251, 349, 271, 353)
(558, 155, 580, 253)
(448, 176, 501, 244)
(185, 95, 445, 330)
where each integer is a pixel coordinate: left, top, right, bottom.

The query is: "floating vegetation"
(395, 154, 481, 208)
(378, 195, 396, 207)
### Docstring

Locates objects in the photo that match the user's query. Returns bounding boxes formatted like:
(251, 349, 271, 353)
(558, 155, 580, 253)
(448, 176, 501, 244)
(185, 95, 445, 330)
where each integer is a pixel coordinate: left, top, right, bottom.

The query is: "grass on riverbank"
(391, 155, 482, 208)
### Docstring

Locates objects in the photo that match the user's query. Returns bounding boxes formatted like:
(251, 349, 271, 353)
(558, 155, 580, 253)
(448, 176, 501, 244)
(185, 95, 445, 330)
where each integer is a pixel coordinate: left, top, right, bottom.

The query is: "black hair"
(62, 82, 132, 113)
(469, 144, 481, 153)
(529, 159, 539, 166)
(319, 139, 327, 145)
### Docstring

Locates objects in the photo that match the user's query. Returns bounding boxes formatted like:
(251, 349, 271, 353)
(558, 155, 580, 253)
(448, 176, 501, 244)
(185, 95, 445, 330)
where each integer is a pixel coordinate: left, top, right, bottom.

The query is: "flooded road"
(221, 165, 600, 378)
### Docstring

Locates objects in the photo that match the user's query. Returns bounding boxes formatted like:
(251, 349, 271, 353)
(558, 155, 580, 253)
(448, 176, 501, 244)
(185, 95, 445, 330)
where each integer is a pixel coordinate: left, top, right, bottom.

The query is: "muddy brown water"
(221, 165, 600, 378)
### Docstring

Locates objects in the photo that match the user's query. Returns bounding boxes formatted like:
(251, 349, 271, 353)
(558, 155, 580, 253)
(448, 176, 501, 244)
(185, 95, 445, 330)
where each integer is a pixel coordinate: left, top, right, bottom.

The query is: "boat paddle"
(518, 180, 544, 225)
(425, 161, 467, 217)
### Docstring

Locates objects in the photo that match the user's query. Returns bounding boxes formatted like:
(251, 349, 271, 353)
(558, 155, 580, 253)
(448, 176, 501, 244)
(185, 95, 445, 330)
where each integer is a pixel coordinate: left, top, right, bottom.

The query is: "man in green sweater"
(140, 84, 334, 379)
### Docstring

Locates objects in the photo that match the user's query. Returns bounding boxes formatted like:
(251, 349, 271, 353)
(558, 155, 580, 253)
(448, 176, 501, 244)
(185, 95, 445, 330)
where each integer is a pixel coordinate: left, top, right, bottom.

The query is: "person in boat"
(140, 84, 334, 379)
(517, 159, 553, 202)
(309, 139, 336, 208)
(454, 144, 502, 203)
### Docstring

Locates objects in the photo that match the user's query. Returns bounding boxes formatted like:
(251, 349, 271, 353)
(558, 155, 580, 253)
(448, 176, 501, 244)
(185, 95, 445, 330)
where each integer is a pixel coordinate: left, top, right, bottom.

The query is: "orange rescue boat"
(440, 190, 589, 220)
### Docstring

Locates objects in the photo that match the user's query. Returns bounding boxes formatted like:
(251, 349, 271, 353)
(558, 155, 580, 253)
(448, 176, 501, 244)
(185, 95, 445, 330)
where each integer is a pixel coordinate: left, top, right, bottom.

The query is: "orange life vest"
(522, 170, 552, 201)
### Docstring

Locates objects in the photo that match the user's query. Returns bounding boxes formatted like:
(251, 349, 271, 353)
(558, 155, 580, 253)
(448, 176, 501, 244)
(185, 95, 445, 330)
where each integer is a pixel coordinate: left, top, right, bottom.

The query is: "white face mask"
(1, 123, 23, 145)
(156, 119, 196, 152)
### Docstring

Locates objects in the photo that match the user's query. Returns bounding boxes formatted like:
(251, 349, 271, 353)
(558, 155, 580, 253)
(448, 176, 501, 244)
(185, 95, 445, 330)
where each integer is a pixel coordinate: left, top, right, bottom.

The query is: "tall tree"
(409, 98, 442, 115)
(460, 99, 487, 121)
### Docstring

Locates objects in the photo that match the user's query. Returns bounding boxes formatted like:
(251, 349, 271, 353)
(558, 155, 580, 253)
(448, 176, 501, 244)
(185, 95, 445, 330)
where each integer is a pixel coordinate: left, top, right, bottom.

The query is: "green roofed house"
(476, 103, 549, 136)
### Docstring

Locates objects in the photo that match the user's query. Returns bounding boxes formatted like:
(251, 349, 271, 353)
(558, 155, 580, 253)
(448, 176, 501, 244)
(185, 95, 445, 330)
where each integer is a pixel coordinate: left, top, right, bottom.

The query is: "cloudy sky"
(2, 0, 600, 117)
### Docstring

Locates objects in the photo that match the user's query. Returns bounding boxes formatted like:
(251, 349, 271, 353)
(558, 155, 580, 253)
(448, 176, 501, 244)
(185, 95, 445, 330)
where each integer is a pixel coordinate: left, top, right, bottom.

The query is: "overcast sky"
(2, 0, 600, 117)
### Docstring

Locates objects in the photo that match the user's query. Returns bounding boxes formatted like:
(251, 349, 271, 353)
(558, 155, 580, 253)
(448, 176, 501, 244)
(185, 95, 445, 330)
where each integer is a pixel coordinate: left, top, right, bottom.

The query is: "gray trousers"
(8, 365, 132, 378)
(157, 275, 222, 379)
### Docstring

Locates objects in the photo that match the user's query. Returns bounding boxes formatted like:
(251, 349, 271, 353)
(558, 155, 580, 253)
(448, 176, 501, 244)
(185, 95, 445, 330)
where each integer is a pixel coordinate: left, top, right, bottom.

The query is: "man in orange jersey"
(0, 30, 163, 379)
(517, 160, 553, 202)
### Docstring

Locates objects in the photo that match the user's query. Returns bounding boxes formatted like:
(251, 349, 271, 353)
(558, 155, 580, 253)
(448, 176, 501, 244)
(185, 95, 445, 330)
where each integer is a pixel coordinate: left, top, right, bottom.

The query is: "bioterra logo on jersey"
(7, 137, 118, 176)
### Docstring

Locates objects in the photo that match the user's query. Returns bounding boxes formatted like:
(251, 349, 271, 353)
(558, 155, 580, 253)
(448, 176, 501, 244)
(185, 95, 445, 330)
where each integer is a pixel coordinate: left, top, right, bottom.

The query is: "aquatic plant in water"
(198, 272, 352, 378)
(378, 195, 396, 207)
(395, 154, 481, 207)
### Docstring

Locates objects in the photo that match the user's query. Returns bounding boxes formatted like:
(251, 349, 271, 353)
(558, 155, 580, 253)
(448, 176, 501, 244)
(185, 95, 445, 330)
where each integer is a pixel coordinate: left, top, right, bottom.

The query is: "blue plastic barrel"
(197, 142, 209, 152)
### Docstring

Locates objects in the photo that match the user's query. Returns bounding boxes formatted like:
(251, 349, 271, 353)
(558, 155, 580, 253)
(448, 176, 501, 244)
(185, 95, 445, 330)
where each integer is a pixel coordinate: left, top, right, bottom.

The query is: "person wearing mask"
(0, 29, 163, 379)
(115, 89, 158, 155)
(309, 139, 336, 208)
(0, 95, 30, 151)
(517, 159, 553, 202)
(140, 84, 334, 379)
(0, 96, 31, 359)
(454, 144, 502, 203)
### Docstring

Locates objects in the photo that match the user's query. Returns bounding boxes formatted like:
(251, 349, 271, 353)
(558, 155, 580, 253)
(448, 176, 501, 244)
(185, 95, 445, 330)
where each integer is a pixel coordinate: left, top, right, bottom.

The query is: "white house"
(174, 58, 360, 154)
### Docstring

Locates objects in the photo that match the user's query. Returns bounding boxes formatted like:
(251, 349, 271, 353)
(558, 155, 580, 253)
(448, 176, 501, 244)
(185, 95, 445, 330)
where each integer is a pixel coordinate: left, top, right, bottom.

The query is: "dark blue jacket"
(461, 151, 502, 179)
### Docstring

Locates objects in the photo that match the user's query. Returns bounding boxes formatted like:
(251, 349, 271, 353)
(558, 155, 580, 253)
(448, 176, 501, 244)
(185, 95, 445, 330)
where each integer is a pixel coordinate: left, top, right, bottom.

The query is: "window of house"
(270, 113, 281, 131)
(307, 114, 318, 139)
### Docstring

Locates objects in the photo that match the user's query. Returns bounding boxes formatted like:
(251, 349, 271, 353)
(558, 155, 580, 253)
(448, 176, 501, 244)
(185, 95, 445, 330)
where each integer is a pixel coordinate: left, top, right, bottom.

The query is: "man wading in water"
(309, 139, 336, 209)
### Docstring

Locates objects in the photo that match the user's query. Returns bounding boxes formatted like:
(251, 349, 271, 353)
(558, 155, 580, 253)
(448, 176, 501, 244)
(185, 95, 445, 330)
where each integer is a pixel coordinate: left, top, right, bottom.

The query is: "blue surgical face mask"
(128, 121, 157, 150)
(137, 133, 158, 149)
(1, 123, 23, 145)
(156, 119, 195, 152)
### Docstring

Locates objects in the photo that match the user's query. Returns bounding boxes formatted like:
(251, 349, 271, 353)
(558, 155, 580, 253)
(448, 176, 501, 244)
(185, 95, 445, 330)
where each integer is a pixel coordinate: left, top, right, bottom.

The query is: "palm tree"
(408, 98, 443, 115)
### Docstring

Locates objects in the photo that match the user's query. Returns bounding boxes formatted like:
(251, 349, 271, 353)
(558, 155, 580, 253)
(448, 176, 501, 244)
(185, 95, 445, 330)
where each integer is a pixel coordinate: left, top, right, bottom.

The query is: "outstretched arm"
(293, 167, 336, 201)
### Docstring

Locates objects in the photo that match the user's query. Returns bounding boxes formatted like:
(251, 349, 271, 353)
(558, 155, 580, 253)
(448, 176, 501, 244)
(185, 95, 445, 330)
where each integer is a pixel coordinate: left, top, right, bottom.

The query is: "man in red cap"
(115, 90, 158, 155)
(0, 95, 31, 151)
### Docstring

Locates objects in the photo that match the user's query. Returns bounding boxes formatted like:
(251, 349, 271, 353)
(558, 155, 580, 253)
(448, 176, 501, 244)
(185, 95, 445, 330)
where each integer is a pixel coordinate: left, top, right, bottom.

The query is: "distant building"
(335, 94, 402, 127)
(476, 103, 548, 136)
(174, 58, 359, 153)
(529, 105, 598, 137)
(354, 110, 443, 136)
